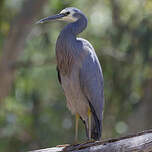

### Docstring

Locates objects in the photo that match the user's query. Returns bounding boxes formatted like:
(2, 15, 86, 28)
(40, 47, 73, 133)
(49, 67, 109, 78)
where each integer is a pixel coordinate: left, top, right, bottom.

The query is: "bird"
(36, 7, 104, 141)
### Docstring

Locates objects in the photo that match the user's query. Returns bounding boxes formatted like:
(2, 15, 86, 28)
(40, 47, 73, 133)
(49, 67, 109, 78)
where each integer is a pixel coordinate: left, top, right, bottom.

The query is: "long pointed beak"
(36, 13, 65, 24)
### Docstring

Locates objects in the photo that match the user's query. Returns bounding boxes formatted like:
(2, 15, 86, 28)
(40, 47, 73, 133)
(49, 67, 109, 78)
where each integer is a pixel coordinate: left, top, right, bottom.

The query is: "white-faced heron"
(36, 7, 104, 141)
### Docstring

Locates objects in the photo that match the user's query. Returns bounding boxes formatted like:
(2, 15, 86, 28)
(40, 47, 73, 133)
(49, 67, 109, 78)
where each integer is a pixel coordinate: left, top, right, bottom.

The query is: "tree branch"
(11, 58, 56, 69)
(29, 129, 152, 152)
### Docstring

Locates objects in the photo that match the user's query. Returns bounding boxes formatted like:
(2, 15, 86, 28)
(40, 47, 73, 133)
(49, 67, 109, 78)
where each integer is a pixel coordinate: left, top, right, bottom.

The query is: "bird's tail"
(83, 113, 102, 140)
(89, 103, 102, 141)
(91, 115, 102, 140)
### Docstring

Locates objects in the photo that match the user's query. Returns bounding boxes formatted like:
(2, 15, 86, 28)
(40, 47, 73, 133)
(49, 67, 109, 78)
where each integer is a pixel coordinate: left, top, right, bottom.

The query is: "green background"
(0, 0, 152, 151)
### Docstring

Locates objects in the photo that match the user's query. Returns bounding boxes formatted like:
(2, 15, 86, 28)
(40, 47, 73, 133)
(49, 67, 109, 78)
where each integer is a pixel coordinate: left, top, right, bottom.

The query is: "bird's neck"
(65, 17, 87, 36)
(56, 16, 87, 75)
(57, 16, 88, 50)
(65, 15, 88, 35)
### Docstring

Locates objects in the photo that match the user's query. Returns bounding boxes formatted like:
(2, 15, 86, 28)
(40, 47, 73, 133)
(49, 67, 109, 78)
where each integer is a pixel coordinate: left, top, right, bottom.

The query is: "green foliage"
(0, 0, 152, 151)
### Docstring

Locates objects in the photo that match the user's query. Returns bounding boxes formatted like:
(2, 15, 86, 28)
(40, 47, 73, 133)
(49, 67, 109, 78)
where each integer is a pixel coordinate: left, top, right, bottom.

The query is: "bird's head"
(36, 7, 84, 24)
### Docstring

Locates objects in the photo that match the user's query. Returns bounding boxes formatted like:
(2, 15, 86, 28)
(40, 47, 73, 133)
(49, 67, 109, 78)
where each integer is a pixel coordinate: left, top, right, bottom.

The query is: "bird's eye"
(65, 11, 70, 16)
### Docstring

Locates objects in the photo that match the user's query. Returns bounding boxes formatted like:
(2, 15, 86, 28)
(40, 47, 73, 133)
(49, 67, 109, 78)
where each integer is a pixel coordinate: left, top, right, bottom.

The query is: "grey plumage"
(37, 7, 104, 140)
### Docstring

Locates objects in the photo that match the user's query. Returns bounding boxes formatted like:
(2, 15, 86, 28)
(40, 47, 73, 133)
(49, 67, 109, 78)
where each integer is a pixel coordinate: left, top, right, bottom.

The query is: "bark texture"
(30, 129, 152, 152)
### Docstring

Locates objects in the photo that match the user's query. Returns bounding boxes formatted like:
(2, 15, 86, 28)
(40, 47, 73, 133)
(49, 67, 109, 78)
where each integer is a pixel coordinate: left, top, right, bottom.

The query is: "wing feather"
(79, 39, 104, 139)
(56, 66, 61, 84)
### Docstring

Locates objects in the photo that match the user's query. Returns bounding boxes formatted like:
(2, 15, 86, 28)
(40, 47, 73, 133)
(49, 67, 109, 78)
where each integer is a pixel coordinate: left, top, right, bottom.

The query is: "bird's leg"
(88, 108, 91, 139)
(75, 113, 79, 143)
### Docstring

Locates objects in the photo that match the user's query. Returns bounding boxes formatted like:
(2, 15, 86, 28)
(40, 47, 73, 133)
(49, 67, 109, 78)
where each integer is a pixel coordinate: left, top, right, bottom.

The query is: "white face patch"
(59, 9, 78, 22)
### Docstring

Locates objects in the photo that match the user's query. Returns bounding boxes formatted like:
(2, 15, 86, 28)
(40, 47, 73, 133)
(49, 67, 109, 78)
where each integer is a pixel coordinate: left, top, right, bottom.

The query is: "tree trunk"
(0, 0, 47, 102)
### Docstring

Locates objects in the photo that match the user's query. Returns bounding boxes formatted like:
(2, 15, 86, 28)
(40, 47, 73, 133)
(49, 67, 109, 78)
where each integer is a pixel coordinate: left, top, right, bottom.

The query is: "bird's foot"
(81, 139, 95, 145)
(56, 144, 70, 147)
